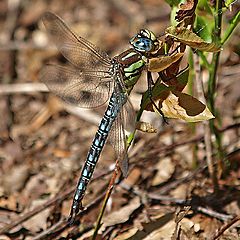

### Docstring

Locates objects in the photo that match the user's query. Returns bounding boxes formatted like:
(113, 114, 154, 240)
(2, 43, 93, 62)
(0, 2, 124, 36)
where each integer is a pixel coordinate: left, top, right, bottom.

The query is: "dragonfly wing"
(108, 96, 136, 177)
(42, 12, 111, 71)
(40, 64, 113, 108)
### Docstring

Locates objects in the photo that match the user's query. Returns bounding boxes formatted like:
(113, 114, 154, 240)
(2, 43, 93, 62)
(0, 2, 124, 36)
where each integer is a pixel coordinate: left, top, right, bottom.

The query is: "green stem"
(197, 50, 211, 70)
(221, 11, 240, 45)
(208, 0, 222, 116)
(207, 0, 223, 191)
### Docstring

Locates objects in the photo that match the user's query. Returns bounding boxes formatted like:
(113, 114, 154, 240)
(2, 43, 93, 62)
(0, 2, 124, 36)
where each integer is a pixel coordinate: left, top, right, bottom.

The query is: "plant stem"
(221, 11, 240, 45)
(207, 0, 223, 191)
(197, 50, 211, 70)
(92, 166, 119, 240)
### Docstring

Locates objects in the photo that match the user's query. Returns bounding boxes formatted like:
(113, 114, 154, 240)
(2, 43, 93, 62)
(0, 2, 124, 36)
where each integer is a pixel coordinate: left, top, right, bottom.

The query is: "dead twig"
(210, 215, 240, 240)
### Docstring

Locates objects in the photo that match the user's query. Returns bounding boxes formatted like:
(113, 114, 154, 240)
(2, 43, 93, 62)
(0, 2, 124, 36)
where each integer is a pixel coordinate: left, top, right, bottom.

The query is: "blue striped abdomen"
(69, 92, 122, 221)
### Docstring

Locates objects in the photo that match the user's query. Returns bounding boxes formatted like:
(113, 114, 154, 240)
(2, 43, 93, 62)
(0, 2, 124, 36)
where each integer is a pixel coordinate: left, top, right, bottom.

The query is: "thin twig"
(0, 83, 48, 94)
(92, 164, 120, 240)
(121, 180, 233, 221)
(210, 215, 240, 240)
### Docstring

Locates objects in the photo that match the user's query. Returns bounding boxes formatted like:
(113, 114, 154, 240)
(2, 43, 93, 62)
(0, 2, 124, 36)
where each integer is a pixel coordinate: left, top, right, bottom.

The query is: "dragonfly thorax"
(114, 48, 146, 92)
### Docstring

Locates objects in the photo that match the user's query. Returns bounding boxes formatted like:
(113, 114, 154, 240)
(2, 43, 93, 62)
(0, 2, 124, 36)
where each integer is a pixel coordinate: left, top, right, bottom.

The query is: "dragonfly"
(40, 12, 160, 223)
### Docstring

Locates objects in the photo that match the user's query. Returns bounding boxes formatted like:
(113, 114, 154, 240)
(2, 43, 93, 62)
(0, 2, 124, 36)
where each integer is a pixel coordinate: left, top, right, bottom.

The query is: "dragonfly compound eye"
(130, 36, 154, 52)
(130, 29, 158, 53)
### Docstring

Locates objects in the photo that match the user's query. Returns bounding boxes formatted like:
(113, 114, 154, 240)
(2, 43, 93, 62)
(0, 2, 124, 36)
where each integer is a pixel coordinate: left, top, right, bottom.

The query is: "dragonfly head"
(130, 29, 159, 54)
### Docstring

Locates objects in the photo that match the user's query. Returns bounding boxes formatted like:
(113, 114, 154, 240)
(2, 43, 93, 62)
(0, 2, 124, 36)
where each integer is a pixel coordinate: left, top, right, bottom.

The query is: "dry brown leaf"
(101, 197, 141, 229)
(22, 199, 50, 232)
(136, 121, 157, 133)
(170, 184, 189, 199)
(176, 0, 198, 22)
(1, 164, 30, 194)
(114, 227, 139, 240)
(159, 91, 214, 122)
(115, 213, 176, 240)
(152, 157, 175, 186)
(27, 95, 63, 133)
(22, 174, 49, 201)
(165, 26, 221, 52)
(0, 195, 18, 211)
(148, 53, 184, 72)
(136, 213, 175, 240)
(123, 168, 142, 188)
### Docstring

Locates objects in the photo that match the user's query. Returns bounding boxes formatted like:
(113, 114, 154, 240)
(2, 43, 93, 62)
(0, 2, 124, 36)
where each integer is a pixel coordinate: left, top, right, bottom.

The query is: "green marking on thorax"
(124, 59, 145, 73)
(121, 51, 137, 61)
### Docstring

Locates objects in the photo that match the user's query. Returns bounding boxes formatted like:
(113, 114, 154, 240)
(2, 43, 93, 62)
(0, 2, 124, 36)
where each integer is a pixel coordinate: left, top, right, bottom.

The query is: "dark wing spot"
(81, 90, 92, 100)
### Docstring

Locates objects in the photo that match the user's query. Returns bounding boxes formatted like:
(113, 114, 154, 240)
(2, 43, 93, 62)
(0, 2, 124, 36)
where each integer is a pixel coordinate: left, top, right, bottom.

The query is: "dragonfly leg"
(147, 71, 168, 124)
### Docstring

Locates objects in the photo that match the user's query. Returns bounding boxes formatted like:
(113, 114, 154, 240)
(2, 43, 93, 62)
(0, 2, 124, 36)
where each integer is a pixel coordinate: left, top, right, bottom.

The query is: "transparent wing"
(40, 64, 113, 108)
(42, 12, 111, 71)
(109, 95, 136, 177)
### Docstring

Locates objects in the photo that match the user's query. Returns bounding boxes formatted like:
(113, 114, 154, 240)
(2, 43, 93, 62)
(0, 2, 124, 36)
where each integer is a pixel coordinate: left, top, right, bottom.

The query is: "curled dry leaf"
(136, 121, 157, 133)
(159, 91, 214, 122)
(175, 0, 198, 22)
(165, 26, 221, 52)
(140, 67, 189, 113)
(148, 53, 184, 72)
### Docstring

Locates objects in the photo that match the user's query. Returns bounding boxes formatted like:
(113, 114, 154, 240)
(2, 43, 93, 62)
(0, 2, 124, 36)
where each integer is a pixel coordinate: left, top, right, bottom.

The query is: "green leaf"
(170, 6, 180, 26)
(195, 15, 214, 42)
(197, 0, 212, 15)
